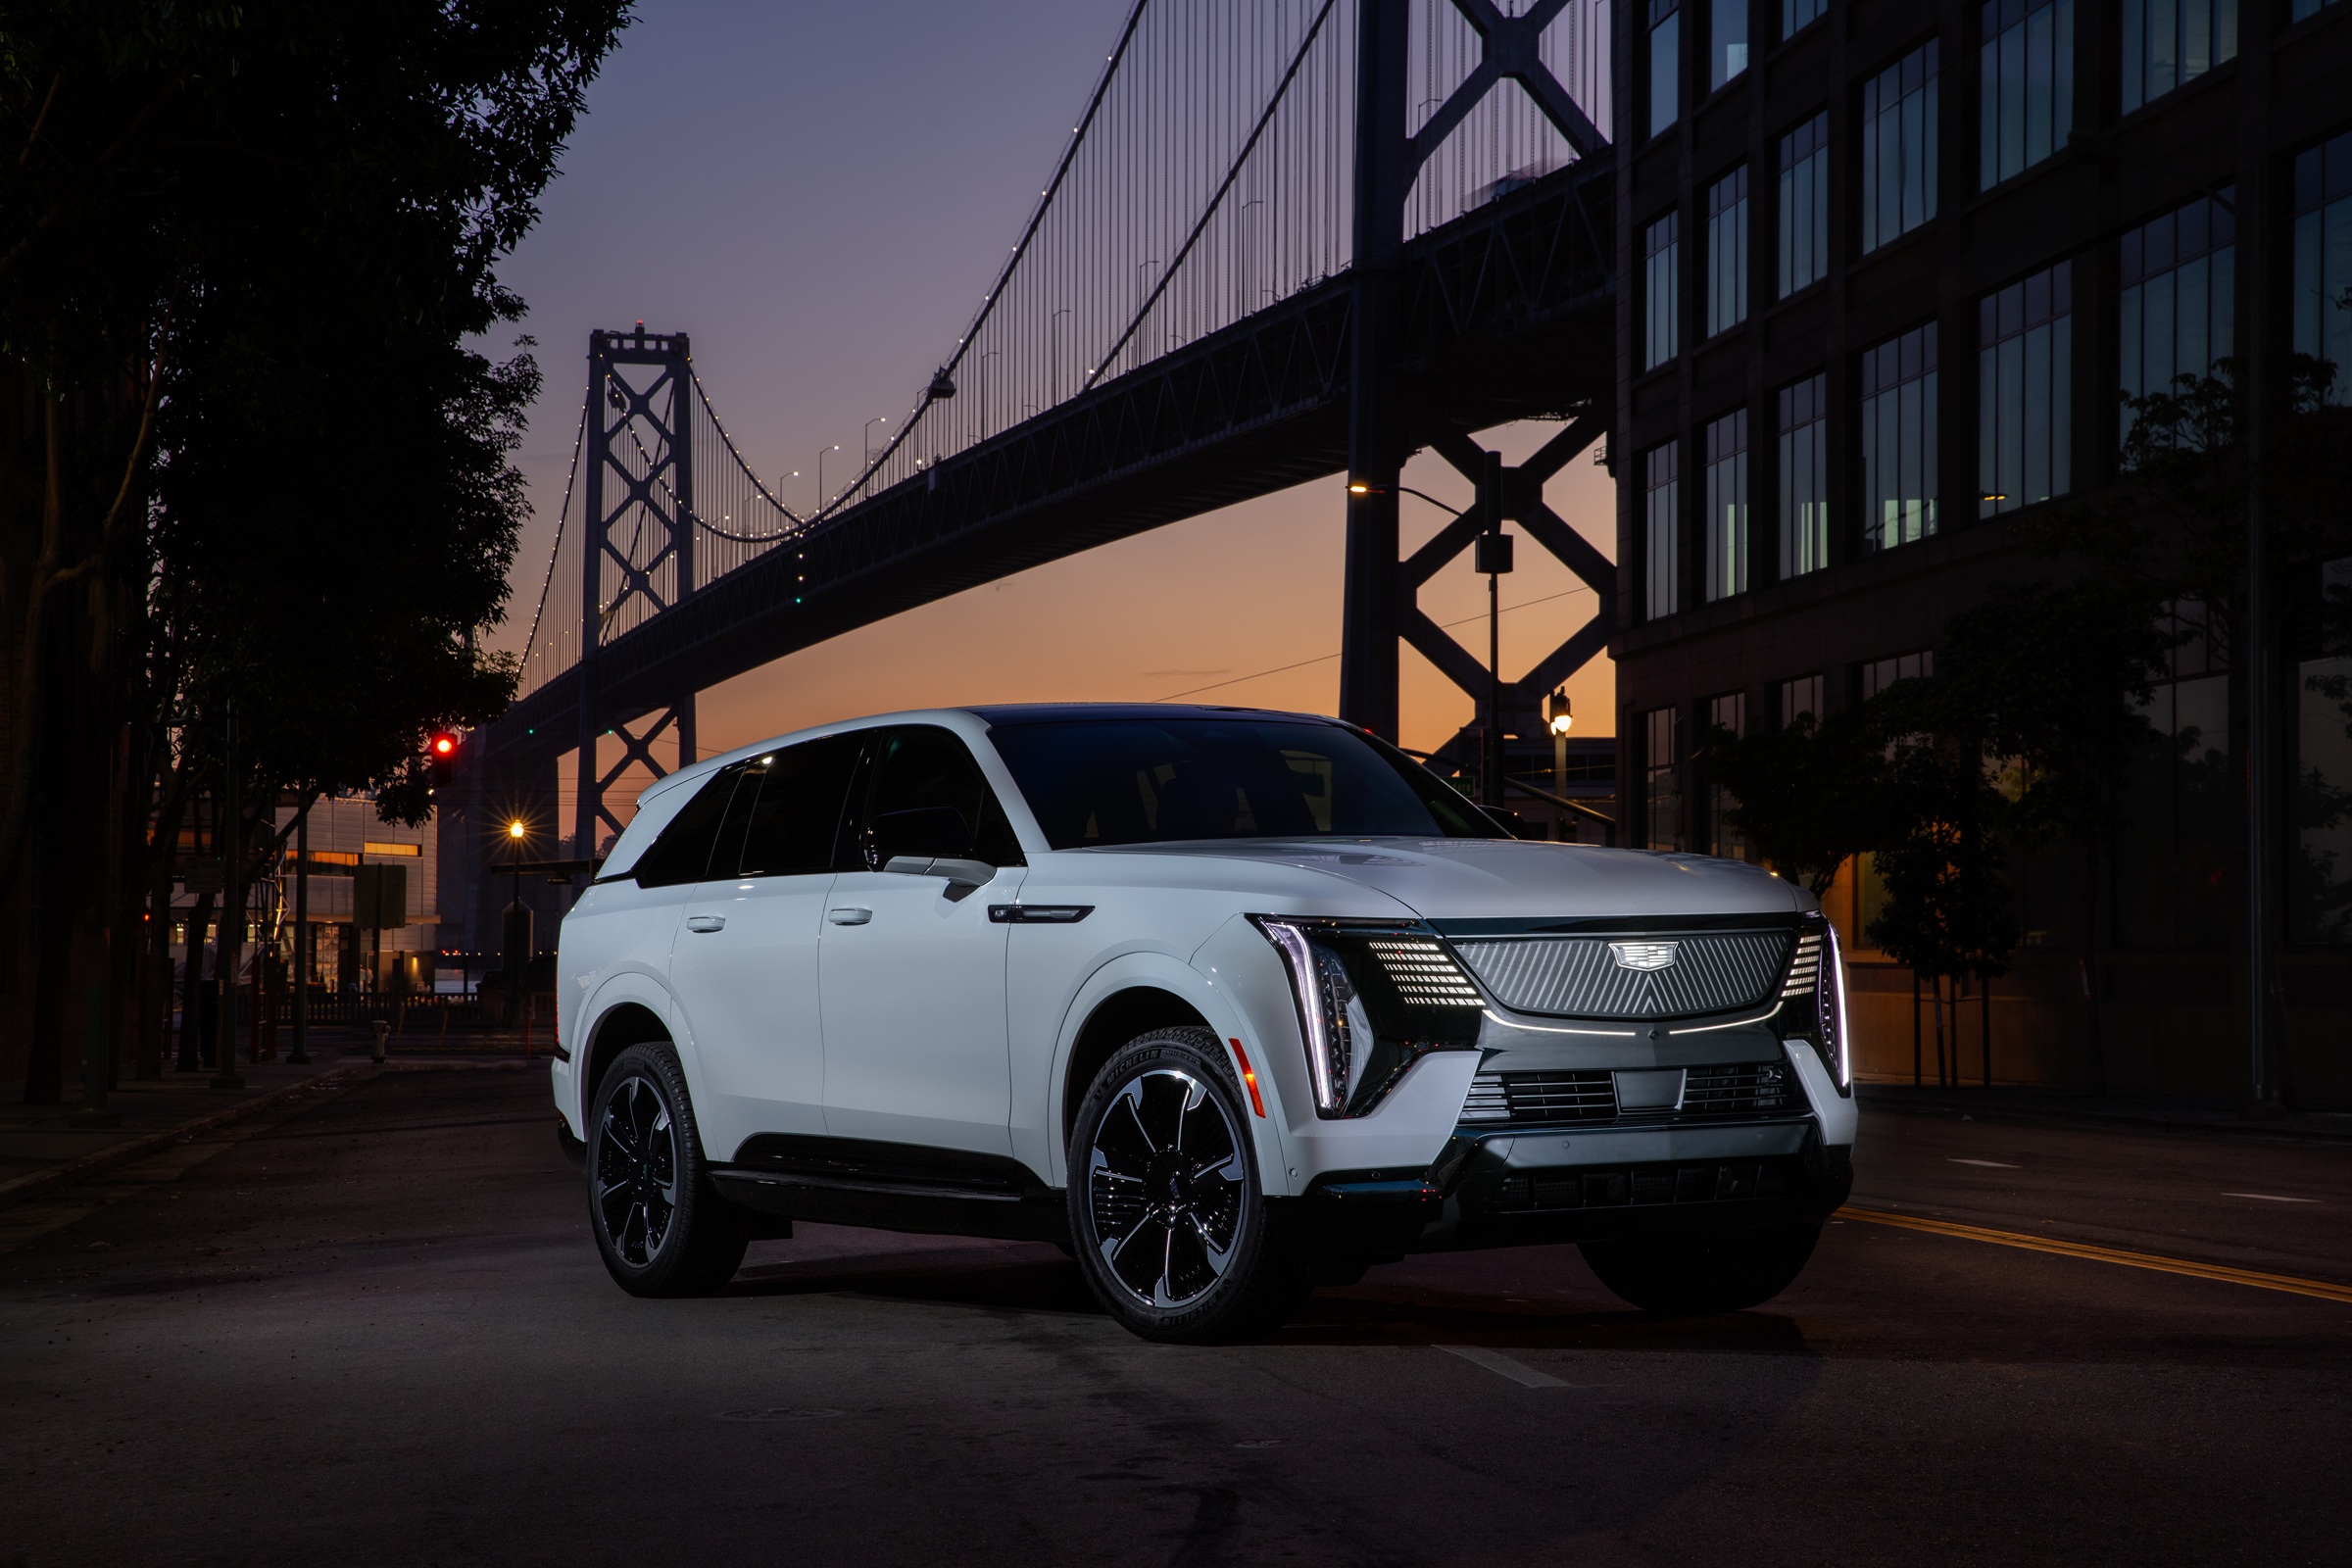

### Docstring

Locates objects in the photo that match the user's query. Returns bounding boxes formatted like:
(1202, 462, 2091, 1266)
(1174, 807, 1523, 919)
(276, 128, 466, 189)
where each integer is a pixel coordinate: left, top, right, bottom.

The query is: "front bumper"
(1282, 1117, 1853, 1259)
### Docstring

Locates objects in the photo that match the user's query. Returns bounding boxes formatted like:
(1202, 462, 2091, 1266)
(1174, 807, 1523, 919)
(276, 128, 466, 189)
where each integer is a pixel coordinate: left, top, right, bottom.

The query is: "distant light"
(1982, 493, 2007, 502)
(508, 820, 527, 840)
(1549, 713, 1573, 736)
(1348, 482, 1369, 494)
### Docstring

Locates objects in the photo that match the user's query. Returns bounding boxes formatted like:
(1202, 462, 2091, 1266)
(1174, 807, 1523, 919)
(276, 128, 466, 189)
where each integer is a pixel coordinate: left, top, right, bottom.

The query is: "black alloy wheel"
(1067, 1027, 1303, 1342)
(586, 1042, 748, 1298)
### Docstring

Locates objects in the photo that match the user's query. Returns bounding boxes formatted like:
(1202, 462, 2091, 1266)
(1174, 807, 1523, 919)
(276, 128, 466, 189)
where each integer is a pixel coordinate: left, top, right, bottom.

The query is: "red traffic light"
(430, 732, 459, 757)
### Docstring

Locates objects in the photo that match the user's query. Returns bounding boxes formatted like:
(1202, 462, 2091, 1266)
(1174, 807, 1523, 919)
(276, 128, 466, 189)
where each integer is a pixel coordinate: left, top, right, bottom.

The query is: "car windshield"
(985, 716, 1505, 849)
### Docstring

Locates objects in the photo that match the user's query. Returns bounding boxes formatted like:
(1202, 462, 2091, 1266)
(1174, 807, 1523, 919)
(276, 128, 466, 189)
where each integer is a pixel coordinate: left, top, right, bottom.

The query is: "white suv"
(552, 705, 1856, 1340)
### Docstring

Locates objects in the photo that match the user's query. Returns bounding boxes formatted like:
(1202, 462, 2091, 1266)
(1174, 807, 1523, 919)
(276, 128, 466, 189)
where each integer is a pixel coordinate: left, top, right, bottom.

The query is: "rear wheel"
(1579, 1224, 1821, 1313)
(588, 1042, 748, 1298)
(1066, 1028, 1303, 1343)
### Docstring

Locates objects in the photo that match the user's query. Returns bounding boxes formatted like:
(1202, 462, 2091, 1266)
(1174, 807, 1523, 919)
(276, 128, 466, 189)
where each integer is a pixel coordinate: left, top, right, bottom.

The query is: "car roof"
(964, 702, 1350, 727)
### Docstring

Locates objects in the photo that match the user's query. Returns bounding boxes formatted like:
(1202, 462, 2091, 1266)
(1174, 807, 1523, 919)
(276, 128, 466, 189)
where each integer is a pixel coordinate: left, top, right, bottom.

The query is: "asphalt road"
(2, 1066, 2346, 1568)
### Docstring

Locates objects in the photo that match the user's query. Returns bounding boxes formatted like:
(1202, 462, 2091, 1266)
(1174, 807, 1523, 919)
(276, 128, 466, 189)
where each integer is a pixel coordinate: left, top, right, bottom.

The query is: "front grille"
(1460, 1061, 1796, 1127)
(1453, 930, 1793, 1019)
(1490, 1157, 1798, 1213)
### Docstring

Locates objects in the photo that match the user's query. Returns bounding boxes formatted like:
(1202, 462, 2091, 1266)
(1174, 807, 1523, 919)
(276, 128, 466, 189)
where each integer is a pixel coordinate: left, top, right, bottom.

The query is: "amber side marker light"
(1228, 1038, 1267, 1118)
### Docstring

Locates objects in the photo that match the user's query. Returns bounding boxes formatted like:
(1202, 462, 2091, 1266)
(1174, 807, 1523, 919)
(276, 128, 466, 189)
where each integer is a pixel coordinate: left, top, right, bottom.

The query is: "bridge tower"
(575, 327, 699, 860)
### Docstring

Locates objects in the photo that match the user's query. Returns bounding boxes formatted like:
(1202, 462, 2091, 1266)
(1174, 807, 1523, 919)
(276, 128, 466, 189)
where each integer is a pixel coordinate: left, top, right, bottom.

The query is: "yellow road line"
(1837, 1205, 2352, 1305)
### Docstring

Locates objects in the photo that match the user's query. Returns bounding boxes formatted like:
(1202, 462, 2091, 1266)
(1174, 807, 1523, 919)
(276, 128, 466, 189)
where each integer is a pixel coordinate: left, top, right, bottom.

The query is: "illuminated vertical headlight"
(1252, 917, 1482, 1117)
(1259, 919, 1348, 1113)
(1819, 921, 1852, 1091)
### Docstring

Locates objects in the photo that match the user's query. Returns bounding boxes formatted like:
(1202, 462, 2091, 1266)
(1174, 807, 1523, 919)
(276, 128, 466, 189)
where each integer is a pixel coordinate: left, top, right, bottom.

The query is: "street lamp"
(1547, 692, 1574, 838)
(862, 416, 888, 466)
(814, 444, 840, 513)
(505, 818, 529, 1026)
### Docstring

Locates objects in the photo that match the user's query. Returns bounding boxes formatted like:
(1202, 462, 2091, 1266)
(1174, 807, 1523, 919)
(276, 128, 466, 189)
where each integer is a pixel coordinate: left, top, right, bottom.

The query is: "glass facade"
(1860, 323, 1939, 550)
(1785, 0, 1825, 39)
(1779, 112, 1829, 297)
(1979, 261, 2073, 517)
(1861, 41, 1938, 253)
(1645, 211, 1682, 369)
(1710, 0, 1750, 90)
(2115, 607, 2230, 949)
(2120, 192, 2234, 445)
(2293, 130, 2352, 404)
(1779, 673, 1823, 725)
(1645, 706, 1684, 851)
(1979, 0, 2074, 191)
(1645, 440, 1682, 620)
(2297, 564, 2352, 943)
(1709, 692, 1749, 858)
(1649, 0, 1683, 138)
(1861, 649, 1934, 699)
(1706, 166, 1749, 336)
(1704, 410, 1750, 600)
(1778, 372, 1829, 577)
(2122, 0, 2236, 113)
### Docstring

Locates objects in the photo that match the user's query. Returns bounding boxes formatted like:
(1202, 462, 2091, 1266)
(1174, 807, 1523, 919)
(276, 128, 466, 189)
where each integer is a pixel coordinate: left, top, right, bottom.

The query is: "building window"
(1861, 40, 1938, 254)
(1708, 692, 1749, 858)
(1861, 649, 1935, 700)
(1779, 112, 1830, 297)
(2295, 562, 2352, 943)
(2292, 129, 2352, 405)
(2122, 0, 2235, 113)
(1644, 440, 1682, 620)
(1704, 411, 1750, 601)
(1644, 706, 1684, 852)
(1779, 673, 1823, 725)
(1706, 166, 1749, 336)
(1649, 0, 1682, 138)
(2290, 0, 2342, 19)
(1778, 372, 1829, 577)
(2116, 604, 2230, 949)
(1860, 323, 1938, 550)
(2121, 191, 2234, 443)
(1785, 0, 1826, 39)
(1979, 261, 2073, 517)
(1979, 0, 2074, 191)
(1709, 0, 1749, 90)
(1645, 211, 1682, 369)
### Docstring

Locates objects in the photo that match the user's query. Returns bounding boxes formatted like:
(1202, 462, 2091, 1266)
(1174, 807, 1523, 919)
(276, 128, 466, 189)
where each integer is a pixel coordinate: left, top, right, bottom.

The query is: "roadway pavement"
(2, 1066, 2345, 1567)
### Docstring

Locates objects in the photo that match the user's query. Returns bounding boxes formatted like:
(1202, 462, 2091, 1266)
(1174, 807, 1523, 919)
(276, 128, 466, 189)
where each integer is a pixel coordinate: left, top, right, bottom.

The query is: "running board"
(709, 1169, 1069, 1247)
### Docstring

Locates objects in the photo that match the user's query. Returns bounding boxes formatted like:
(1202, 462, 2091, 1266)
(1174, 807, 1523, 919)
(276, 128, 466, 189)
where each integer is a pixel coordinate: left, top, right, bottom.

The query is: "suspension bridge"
(448, 0, 1622, 949)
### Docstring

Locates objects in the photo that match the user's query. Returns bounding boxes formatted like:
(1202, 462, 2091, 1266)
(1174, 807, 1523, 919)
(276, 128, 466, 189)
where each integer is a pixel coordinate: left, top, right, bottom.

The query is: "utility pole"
(288, 795, 311, 1064)
(1338, 0, 1407, 740)
(212, 705, 244, 1091)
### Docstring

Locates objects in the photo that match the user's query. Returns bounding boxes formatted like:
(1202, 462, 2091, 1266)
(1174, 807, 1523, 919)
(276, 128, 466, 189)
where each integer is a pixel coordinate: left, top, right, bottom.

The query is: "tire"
(1066, 1027, 1304, 1343)
(587, 1042, 749, 1298)
(1579, 1223, 1822, 1314)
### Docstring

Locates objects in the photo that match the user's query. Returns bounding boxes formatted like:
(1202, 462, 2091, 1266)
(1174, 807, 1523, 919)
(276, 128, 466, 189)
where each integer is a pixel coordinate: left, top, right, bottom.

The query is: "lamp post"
(505, 818, 529, 1028)
(1548, 691, 1574, 842)
(288, 794, 311, 1063)
(814, 444, 840, 513)
(862, 416, 888, 467)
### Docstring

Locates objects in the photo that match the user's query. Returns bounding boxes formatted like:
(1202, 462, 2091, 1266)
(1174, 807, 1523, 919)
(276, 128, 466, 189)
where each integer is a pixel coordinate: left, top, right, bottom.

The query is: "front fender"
(1031, 950, 1294, 1195)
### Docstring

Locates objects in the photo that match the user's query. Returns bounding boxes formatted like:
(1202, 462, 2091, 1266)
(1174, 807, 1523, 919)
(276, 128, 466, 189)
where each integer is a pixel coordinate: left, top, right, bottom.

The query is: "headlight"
(1250, 917, 1485, 1117)
(1775, 916, 1852, 1095)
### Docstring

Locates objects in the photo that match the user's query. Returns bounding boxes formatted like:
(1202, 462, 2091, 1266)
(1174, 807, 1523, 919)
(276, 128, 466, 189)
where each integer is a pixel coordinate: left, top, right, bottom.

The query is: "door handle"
(685, 914, 726, 934)
(826, 906, 873, 925)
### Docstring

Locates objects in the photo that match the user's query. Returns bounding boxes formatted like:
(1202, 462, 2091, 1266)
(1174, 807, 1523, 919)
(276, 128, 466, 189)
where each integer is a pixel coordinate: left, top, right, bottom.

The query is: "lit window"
(1645, 212, 1683, 369)
(2122, 0, 2235, 113)
(1979, 261, 2073, 516)
(2292, 130, 2352, 405)
(1979, 0, 2074, 191)
(1644, 441, 1682, 621)
(1777, 373, 1829, 577)
(1861, 41, 1938, 253)
(1860, 324, 1939, 549)
(1706, 167, 1749, 336)
(1779, 112, 1829, 297)
(1704, 411, 1750, 601)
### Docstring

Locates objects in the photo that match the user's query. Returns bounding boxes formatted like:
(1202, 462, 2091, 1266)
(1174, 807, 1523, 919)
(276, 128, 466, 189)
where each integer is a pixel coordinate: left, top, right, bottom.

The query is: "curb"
(1856, 1091, 2352, 1147)
(0, 1063, 370, 1215)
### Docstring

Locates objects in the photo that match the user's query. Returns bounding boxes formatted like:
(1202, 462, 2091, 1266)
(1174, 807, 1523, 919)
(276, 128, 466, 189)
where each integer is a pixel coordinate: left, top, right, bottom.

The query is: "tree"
(1700, 707, 1891, 896)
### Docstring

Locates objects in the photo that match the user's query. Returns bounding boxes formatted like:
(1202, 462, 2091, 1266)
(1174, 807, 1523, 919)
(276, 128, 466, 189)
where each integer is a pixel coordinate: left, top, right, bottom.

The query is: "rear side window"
(732, 733, 864, 877)
(851, 727, 1024, 869)
(632, 763, 748, 889)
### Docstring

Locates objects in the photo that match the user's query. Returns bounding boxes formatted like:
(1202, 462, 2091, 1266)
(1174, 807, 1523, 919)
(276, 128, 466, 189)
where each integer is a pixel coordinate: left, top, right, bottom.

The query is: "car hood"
(1105, 837, 1809, 922)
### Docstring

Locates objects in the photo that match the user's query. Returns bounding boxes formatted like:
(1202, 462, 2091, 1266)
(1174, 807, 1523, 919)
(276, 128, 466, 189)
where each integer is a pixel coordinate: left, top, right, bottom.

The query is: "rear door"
(667, 734, 862, 1156)
(818, 726, 1026, 1156)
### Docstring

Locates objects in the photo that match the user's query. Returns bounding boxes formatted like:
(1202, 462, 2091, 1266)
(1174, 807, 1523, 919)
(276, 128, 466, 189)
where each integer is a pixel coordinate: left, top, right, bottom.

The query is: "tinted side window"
(853, 727, 1023, 869)
(736, 733, 863, 877)
(632, 763, 748, 889)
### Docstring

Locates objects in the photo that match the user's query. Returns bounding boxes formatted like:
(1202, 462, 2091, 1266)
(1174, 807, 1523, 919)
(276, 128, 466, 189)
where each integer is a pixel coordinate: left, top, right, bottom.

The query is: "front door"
(819, 726, 1026, 1157)
(667, 734, 861, 1157)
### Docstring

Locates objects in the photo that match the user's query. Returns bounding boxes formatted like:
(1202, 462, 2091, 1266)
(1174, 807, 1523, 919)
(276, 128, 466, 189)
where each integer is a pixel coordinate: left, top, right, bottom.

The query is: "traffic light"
(427, 731, 460, 790)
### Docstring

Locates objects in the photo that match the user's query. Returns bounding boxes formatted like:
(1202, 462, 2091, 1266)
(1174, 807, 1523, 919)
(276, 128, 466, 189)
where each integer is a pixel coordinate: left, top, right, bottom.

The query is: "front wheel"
(1066, 1028, 1303, 1343)
(587, 1042, 749, 1298)
(1579, 1223, 1822, 1313)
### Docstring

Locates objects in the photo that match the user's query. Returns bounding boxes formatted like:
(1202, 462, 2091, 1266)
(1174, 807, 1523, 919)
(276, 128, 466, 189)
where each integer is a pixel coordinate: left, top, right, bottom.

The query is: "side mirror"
(881, 855, 999, 893)
(868, 806, 969, 864)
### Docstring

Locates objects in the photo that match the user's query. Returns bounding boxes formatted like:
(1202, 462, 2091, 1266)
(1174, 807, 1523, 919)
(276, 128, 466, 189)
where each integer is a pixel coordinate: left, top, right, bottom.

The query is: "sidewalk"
(1857, 1083, 2352, 1145)
(0, 1040, 363, 1212)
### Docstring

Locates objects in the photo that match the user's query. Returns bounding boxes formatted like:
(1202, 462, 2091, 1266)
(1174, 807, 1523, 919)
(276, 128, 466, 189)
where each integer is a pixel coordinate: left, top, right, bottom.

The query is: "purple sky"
(490, 1, 1616, 818)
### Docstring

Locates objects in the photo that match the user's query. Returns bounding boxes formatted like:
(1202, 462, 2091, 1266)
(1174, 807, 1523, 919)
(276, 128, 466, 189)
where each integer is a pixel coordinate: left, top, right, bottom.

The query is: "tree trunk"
(1912, 969, 1923, 1087)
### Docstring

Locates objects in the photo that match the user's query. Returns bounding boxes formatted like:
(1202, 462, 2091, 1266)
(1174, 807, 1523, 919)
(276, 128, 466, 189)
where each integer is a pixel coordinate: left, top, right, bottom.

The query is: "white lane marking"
(2221, 1192, 2322, 1204)
(1948, 1158, 2021, 1168)
(1436, 1345, 1589, 1389)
